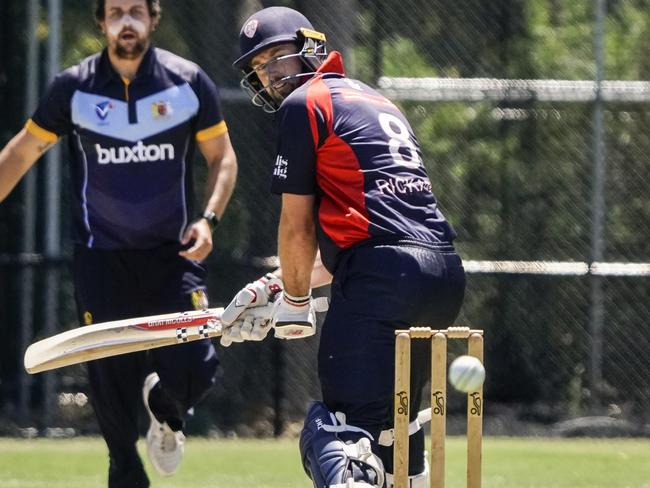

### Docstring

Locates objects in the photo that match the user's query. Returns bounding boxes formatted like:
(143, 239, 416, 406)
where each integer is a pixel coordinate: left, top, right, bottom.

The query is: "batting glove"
(220, 303, 274, 348)
(271, 292, 329, 340)
(221, 273, 283, 326)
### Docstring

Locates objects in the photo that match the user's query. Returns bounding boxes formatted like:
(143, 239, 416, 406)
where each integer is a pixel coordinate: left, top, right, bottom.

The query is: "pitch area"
(0, 436, 648, 487)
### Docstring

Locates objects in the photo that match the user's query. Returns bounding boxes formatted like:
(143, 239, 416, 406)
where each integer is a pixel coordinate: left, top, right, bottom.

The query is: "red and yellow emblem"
(151, 101, 172, 118)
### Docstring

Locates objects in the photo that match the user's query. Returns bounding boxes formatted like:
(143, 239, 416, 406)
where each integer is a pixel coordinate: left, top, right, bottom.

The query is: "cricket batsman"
(220, 7, 466, 487)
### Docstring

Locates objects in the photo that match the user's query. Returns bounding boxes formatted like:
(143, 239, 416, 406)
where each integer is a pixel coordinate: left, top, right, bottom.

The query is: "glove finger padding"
(221, 273, 283, 325)
(239, 315, 255, 341)
(219, 303, 274, 347)
(220, 321, 244, 347)
(239, 315, 272, 341)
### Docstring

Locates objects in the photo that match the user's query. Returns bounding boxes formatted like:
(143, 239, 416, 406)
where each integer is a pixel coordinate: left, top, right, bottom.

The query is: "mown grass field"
(0, 436, 649, 487)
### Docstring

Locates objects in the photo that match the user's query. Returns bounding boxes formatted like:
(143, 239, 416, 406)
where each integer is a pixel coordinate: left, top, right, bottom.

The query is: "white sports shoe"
(143, 372, 185, 476)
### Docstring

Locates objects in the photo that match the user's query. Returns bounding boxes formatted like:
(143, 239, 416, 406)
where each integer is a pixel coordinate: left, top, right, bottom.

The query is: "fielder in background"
(0, 1, 237, 486)
(221, 7, 466, 488)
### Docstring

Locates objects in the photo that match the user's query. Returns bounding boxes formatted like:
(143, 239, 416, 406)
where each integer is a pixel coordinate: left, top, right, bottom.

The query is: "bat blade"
(24, 307, 225, 374)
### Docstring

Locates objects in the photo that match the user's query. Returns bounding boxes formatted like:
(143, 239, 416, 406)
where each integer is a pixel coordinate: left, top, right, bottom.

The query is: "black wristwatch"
(201, 210, 219, 231)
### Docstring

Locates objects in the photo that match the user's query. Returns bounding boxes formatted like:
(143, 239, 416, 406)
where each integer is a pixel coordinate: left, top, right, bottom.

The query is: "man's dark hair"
(94, 0, 162, 22)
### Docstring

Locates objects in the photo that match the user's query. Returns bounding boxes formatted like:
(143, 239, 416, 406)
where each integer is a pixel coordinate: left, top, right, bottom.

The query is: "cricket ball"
(448, 355, 485, 393)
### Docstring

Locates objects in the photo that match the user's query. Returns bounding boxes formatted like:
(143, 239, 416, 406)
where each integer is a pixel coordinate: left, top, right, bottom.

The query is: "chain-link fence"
(0, 0, 649, 438)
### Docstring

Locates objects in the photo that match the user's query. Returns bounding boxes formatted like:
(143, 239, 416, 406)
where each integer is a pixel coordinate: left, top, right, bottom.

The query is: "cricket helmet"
(234, 7, 327, 112)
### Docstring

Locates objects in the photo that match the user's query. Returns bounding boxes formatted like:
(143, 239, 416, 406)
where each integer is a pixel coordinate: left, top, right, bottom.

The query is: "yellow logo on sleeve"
(191, 290, 209, 310)
(83, 311, 93, 325)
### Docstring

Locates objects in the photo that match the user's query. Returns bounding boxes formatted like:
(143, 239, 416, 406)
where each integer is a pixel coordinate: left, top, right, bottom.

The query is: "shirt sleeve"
(193, 69, 228, 142)
(28, 70, 76, 139)
(270, 92, 320, 195)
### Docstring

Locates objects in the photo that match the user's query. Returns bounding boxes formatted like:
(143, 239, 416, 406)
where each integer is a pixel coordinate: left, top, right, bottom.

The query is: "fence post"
(17, 0, 41, 425)
(42, 0, 63, 427)
(588, 0, 607, 414)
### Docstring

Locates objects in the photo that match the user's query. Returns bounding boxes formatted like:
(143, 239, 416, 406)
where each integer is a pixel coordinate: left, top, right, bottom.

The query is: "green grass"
(0, 436, 649, 487)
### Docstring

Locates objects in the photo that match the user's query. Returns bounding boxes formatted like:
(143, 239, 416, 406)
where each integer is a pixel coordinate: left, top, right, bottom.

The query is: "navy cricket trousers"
(317, 240, 466, 476)
(73, 244, 219, 488)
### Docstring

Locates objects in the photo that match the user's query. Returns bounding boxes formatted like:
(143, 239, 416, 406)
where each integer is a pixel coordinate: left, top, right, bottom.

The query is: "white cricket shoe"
(143, 372, 185, 476)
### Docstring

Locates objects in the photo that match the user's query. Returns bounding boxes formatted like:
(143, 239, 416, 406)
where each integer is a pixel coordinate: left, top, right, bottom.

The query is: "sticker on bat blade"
(134, 312, 213, 331)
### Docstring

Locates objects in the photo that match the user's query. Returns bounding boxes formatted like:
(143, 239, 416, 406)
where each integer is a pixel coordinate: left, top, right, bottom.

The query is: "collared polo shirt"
(26, 47, 227, 249)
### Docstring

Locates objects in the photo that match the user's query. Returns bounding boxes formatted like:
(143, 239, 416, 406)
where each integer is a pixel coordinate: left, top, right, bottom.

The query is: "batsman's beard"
(269, 77, 301, 104)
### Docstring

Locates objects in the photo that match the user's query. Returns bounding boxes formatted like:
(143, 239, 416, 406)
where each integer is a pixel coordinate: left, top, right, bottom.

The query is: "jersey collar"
(316, 51, 346, 76)
(97, 46, 156, 87)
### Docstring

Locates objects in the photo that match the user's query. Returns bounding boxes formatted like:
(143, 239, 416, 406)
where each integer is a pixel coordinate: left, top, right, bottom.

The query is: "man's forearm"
(0, 134, 39, 202)
(273, 252, 332, 289)
(0, 130, 48, 203)
(203, 150, 237, 218)
(278, 213, 317, 297)
(0, 145, 25, 202)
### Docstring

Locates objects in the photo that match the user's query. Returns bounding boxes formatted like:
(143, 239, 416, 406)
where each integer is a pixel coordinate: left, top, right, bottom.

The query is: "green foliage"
(354, 36, 440, 83)
(527, 1, 594, 79)
(605, 0, 650, 79)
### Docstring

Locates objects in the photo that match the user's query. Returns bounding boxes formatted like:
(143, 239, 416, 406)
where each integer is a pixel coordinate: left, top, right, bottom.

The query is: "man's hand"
(271, 292, 319, 340)
(221, 273, 283, 325)
(219, 291, 329, 346)
(220, 312, 272, 347)
(179, 219, 213, 261)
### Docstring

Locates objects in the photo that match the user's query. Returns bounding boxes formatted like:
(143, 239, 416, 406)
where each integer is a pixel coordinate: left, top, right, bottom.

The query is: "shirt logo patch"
(83, 311, 93, 325)
(273, 155, 288, 180)
(191, 290, 209, 310)
(244, 19, 258, 38)
(151, 101, 173, 119)
(95, 101, 113, 121)
(96, 142, 175, 164)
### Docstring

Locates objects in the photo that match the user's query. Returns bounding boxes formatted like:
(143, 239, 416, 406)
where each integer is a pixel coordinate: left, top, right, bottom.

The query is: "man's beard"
(269, 77, 301, 103)
(113, 35, 148, 60)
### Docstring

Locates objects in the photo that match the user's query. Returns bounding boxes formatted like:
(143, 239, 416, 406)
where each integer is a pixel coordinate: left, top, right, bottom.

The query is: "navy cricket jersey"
(26, 47, 227, 249)
(271, 52, 457, 273)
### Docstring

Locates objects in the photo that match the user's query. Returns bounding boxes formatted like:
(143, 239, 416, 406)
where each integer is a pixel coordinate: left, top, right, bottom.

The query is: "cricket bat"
(24, 304, 272, 374)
